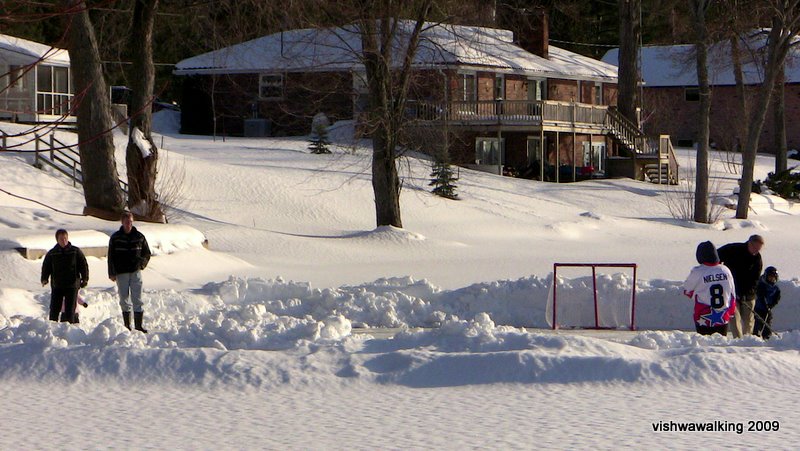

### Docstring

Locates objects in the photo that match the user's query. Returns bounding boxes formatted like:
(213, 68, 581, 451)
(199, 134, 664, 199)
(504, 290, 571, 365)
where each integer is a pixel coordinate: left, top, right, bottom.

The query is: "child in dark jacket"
(754, 266, 781, 339)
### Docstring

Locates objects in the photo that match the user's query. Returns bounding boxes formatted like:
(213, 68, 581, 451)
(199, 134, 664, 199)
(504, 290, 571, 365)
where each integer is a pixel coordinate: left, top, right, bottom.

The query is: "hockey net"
(546, 263, 638, 330)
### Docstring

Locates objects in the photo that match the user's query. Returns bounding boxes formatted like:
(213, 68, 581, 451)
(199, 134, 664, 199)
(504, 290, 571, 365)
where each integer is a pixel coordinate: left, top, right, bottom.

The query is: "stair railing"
(34, 131, 128, 193)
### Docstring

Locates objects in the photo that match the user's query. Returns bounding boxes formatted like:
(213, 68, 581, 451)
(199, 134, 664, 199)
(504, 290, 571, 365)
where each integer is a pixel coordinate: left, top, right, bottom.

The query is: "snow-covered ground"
(1, 112, 799, 449)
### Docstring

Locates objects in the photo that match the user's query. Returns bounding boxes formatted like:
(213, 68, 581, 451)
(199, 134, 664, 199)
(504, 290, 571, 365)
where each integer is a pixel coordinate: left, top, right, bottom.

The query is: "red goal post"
(551, 263, 638, 331)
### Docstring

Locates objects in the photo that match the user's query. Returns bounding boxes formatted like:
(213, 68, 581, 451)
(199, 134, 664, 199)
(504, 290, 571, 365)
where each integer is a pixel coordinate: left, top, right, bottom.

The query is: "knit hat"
(696, 241, 720, 264)
(765, 266, 779, 280)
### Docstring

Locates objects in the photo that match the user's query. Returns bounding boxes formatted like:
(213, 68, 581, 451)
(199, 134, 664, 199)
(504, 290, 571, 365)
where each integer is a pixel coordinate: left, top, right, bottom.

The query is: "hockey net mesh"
(545, 264, 637, 330)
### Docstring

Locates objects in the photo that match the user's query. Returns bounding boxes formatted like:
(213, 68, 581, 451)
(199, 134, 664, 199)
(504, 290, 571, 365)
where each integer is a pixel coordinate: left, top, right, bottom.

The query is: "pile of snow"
(3, 303, 800, 389)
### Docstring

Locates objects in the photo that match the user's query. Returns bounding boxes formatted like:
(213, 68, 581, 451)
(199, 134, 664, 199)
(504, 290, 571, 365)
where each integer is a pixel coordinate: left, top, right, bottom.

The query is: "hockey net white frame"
(551, 263, 638, 331)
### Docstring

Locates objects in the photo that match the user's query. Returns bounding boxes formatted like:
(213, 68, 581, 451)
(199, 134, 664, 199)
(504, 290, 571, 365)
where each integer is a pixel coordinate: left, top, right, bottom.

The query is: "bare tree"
(618, 0, 642, 124)
(689, 0, 712, 223)
(736, 1, 800, 219)
(66, 0, 125, 214)
(125, 0, 164, 221)
(354, 0, 434, 228)
(773, 64, 787, 173)
(722, 0, 754, 154)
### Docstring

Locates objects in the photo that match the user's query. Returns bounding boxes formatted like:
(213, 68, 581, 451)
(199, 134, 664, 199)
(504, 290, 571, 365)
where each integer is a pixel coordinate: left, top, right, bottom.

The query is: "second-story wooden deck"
(405, 99, 609, 134)
(405, 99, 679, 184)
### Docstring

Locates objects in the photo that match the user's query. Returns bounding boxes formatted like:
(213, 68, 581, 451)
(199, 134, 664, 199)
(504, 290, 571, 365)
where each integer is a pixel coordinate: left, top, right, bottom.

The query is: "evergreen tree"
(429, 161, 459, 200)
(308, 121, 332, 154)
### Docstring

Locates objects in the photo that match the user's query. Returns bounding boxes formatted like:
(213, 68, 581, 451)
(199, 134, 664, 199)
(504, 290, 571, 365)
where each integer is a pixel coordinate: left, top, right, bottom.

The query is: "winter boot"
(121, 311, 131, 330)
(134, 312, 148, 333)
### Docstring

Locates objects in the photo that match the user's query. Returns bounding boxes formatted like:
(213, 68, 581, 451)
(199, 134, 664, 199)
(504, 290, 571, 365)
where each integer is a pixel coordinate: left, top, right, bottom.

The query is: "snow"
(0, 33, 70, 66)
(1, 112, 800, 448)
(602, 29, 800, 87)
(174, 21, 617, 81)
(131, 126, 154, 158)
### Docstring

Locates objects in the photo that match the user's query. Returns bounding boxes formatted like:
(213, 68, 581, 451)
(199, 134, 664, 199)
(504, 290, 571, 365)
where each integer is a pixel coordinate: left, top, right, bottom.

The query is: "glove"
(41, 280, 48, 287)
(80, 301, 89, 308)
(80, 280, 88, 288)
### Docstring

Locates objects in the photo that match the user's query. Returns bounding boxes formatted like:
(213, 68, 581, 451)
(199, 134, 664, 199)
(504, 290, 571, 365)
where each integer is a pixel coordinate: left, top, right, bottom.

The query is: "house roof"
(174, 21, 618, 82)
(601, 29, 800, 87)
(0, 34, 70, 67)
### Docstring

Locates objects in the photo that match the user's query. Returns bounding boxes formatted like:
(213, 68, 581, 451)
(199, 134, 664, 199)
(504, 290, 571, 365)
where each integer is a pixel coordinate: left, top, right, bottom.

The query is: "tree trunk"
(736, 26, 788, 218)
(618, 0, 641, 124)
(773, 65, 787, 173)
(691, 0, 711, 224)
(66, 0, 125, 213)
(371, 126, 403, 227)
(126, 0, 163, 221)
(730, 34, 748, 152)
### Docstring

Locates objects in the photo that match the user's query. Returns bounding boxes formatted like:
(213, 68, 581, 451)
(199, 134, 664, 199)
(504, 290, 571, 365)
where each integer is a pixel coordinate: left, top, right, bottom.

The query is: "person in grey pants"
(108, 212, 151, 333)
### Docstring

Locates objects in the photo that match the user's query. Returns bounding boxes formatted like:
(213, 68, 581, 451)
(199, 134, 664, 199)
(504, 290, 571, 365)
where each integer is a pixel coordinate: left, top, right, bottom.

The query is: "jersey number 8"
(709, 284, 725, 308)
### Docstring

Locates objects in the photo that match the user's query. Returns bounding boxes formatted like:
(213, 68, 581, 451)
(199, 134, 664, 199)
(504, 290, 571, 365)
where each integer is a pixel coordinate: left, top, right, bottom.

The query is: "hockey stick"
(746, 303, 780, 339)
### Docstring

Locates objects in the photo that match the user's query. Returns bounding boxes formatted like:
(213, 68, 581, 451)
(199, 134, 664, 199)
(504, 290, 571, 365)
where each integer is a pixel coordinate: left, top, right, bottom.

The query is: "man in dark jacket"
(718, 234, 764, 338)
(108, 212, 151, 332)
(41, 229, 89, 323)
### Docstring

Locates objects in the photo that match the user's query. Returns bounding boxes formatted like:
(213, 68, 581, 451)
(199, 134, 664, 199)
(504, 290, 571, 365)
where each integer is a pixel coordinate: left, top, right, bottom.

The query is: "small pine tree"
(429, 161, 459, 199)
(308, 121, 331, 154)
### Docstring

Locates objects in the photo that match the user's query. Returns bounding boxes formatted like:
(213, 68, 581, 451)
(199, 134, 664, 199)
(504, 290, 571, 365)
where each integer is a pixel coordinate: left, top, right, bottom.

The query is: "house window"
(37, 65, 52, 92)
(35, 65, 73, 115)
(353, 71, 369, 115)
(495, 75, 504, 100)
(457, 73, 476, 102)
(595, 83, 603, 105)
(527, 78, 545, 101)
(259, 74, 284, 100)
(53, 67, 69, 94)
(475, 138, 504, 165)
(8, 65, 26, 90)
(685, 87, 700, 102)
(582, 141, 606, 174)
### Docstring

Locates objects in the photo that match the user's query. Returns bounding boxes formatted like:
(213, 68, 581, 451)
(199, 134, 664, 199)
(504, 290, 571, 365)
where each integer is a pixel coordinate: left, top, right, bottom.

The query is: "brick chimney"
(497, 5, 549, 59)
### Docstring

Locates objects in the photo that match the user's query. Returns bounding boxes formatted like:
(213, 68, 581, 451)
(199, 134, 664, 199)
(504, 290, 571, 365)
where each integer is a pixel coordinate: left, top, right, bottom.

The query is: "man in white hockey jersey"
(683, 241, 737, 336)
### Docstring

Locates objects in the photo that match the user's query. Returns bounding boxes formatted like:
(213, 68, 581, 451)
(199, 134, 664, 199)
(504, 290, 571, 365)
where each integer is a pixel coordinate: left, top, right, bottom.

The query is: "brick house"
(175, 18, 676, 183)
(602, 30, 800, 152)
(0, 34, 74, 123)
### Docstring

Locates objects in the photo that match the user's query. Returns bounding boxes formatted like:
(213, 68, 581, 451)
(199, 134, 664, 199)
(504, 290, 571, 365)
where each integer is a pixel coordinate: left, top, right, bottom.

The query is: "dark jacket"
(41, 242, 89, 288)
(108, 226, 151, 277)
(755, 276, 781, 312)
(717, 242, 762, 297)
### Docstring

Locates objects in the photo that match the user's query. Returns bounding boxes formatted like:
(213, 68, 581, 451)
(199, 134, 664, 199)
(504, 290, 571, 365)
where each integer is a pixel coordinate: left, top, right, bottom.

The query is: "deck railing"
(405, 99, 608, 127)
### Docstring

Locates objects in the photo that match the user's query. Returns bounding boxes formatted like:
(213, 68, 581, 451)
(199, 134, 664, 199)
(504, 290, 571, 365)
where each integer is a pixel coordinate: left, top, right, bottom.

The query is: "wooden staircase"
(604, 107, 678, 184)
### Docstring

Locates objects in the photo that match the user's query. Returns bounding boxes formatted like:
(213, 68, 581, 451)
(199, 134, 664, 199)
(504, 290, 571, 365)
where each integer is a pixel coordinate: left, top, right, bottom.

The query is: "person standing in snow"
(718, 234, 764, 338)
(108, 212, 151, 333)
(41, 229, 89, 323)
(753, 266, 781, 339)
(683, 241, 736, 336)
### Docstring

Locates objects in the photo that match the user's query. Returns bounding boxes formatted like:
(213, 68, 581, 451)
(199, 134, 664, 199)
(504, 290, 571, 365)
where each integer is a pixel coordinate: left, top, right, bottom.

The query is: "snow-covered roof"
(174, 21, 617, 82)
(0, 34, 70, 67)
(601, 29, 800, 87)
